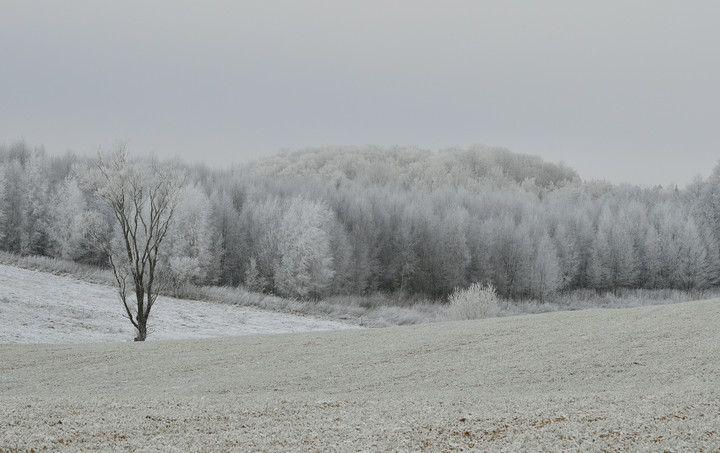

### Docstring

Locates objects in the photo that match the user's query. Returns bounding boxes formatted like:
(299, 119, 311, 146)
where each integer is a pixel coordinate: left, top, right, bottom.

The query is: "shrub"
(447, 283, 500, 320)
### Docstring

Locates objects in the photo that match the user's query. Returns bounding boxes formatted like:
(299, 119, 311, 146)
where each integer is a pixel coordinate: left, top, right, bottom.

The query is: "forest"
(1, 140, 719, 303)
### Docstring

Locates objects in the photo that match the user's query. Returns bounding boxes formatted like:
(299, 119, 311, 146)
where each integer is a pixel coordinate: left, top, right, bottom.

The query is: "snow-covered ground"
(1, 288, 719, 451)
(0, 264, 358, 344)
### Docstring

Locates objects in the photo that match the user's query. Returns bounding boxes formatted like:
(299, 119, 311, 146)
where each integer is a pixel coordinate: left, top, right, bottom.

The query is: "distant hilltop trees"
(1, 140, 719, 302)
(248, 145, 579, 191)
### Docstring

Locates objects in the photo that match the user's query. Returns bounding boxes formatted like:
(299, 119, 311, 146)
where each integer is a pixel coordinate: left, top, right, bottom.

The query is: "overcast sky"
(2, 1, 719, 186)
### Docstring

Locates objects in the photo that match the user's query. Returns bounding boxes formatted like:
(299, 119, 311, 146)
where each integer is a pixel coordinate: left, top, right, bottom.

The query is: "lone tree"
(78, 143, 184, 341)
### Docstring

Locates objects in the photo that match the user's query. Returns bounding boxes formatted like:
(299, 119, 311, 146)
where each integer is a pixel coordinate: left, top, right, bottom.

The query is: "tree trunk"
(134, 316, 147, 341)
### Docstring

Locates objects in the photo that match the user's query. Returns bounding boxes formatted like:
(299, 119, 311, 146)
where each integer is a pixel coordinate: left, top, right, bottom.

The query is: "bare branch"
(80, 143, 184, 341)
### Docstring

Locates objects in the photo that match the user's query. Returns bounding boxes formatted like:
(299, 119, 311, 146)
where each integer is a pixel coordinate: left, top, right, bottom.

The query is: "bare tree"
(77, 143, 184, 341)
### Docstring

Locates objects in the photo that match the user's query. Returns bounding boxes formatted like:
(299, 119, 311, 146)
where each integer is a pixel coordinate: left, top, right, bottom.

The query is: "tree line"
(1, 141, 719, 301)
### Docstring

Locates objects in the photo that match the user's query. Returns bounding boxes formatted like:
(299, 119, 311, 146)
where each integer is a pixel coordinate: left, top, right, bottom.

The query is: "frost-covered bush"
(447, 283, 499, 320)
(161, 256, 205, 298)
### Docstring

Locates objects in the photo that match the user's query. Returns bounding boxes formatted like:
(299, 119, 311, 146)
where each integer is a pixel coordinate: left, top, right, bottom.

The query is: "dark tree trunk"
(134, 316, 148, 341)
(86, 145, 182, 342)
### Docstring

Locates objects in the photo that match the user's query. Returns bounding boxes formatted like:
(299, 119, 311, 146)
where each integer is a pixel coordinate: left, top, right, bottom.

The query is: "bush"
(447, 283, 500, 320)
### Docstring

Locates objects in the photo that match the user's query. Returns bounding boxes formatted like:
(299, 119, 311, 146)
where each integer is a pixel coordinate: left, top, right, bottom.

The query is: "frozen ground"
(0, 264, 357, 344)
(1, 288, 719, 451)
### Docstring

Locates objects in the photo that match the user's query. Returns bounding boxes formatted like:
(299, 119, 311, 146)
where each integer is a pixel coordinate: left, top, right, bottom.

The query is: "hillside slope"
(2, 298, 719, 451)
(247, 145, 579, 190)
(0, 264, 356, 344)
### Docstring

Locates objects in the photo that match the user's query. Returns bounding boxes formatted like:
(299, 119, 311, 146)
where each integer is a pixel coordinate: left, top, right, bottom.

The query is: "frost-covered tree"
(20, 149, 50, 255)
(248, 145, 578, 192)
(326, 215, 353, 295)
(429, 204, 471, 297)
(531, 232, 562, 299)
(47, 176, 88, 261)
(543, 189, 593, 290)
(404, 202, 437, 296)
(330, 186, 381, 294)
(207, 188, 244, 286)
(505, 214, 561, 299)
(5, 138, 720, 304)
(161, 183, 213, 296)
(0, 155, 25, 253)
(698, 162, 720, 279)
(77, 144, 184, 341)
(275, 197, 336, 299)
(0, 143, 50, 255)
(387, 218, 418, 294)
(589, 205, 638, 291)
(241, 195, 285, 293)
(464, 216, 491, 289)
(244, 255, 267, 292)
(645, 202, 715, 290)
(0, 164, 6, 243)
(484, 214, 529, 298)
(551, 223, 580, 289)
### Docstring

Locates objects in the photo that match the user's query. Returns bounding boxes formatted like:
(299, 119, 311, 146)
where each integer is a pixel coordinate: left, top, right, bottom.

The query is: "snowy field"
(2, 284, 719, 451)
(0, 264, 358, 344)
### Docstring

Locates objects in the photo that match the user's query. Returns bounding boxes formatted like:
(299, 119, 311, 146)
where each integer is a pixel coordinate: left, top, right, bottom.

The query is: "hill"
(4, 141, 719, 303)
(2, 297, 718, 451)
(0, 264, 356, 344)
(247, 144, 579, 190)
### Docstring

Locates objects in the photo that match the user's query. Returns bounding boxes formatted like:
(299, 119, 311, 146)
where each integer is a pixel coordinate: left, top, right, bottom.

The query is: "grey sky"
(2, 1, 719, 186)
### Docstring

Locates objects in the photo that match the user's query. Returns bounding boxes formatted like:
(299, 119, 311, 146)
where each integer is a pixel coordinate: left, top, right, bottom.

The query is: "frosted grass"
(0, 264, 357, 344)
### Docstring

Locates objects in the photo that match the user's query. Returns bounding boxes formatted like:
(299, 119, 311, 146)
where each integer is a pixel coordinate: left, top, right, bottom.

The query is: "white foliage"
(589, 204, 639, 290)
(0, 146, 50, 255)
(6, 140, 720, 305)
(167, 184, 212, 260)
(447, 282, 500, 320)
(528, 232, 562, 300)
(161, 184, 213, 294)
(242, 195, 286, 292)
(245, 255, 267, 293)
(275, 197, 335, 299)
(47, 177, 88, 260)
(75, 145, 184, 340)
(207, 189, 244, 286)
(0, 165, 5, 241)
(433, 205, 471, 296)
(645, 202, 713, 289)
(22, 151, 50, 255)
(484, 213, 561, 300)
